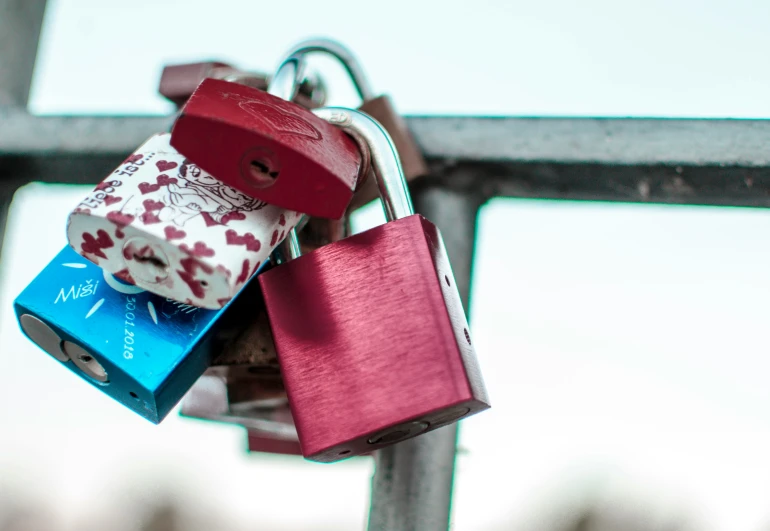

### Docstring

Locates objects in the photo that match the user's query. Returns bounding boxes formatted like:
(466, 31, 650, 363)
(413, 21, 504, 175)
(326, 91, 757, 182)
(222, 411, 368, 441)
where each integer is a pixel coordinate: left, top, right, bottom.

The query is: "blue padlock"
(14, 245, 267, 423)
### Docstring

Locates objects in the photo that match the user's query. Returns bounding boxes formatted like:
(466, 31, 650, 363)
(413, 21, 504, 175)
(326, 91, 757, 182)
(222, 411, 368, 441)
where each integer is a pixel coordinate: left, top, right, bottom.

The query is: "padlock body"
(352, 96, 429, 210)
(14, 246, 264, 424)
(181, 375, 298, 444)
(247, 430, 303, 456)
(67, 133, 301, 309)
(170, 79, 361, 219)
(259, 214, 489, 462)
(159, 61, 237, 106)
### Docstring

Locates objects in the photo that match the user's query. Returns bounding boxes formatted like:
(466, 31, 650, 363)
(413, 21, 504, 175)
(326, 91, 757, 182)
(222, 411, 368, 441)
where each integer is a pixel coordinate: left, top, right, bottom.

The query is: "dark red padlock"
(159, 61, 236, 106)
(278, 38, 429, 211)
(247, 429, 303, 456)
(169, 57, 363, 220)
(259, 108, 490, 463)
(158, 60, 327, 110)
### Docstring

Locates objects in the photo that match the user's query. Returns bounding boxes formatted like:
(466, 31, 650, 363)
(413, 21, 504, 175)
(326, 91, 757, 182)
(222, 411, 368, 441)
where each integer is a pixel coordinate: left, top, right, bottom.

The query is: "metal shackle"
(279, 107, 414, 262)
(278, 38, 375, 102)
(267, 53, 308, 102)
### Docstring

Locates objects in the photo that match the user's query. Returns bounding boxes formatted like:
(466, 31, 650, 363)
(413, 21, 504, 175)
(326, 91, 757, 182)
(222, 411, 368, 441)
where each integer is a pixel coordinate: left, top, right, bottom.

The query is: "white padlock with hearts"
(66, 133, 301, 309)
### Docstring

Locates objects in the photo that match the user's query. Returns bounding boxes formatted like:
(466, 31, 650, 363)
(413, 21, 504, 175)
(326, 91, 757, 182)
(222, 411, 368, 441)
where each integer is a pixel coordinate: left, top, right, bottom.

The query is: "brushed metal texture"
(259, 214, 489, 463)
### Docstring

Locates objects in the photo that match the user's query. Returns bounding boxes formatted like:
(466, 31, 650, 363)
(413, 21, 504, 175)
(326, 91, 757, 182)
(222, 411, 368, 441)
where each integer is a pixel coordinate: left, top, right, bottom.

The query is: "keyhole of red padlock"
(240, 147, 283, 189)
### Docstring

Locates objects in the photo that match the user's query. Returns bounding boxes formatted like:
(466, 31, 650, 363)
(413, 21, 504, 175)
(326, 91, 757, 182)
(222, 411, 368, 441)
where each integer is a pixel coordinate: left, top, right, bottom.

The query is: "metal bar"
(368, 181, 484, 531)
(4, 112, 770, 166)
(4, 111, 770, 208)
(0, 0, 48, 107)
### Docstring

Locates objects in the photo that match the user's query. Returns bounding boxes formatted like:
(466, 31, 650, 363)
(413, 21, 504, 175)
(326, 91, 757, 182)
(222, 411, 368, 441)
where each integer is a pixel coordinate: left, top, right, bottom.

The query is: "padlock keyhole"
(248, 158, 280, 187)
(134, 254, 167, 270)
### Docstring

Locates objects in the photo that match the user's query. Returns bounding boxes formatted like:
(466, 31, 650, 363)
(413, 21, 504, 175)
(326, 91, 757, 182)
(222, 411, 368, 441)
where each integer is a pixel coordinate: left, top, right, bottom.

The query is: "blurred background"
(2, 0, 770, 530)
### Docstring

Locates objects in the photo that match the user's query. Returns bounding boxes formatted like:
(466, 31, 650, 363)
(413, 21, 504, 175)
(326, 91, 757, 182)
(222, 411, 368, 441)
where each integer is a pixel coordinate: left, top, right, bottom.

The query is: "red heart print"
(143, 199, 164, 211)
(81, 229, 115, 259)
(103, 195, 122, 206)
(226, 229, 261, 252)
(180, 241, 215, 258)
(140, 211, 161, 225)
(114, 268, 135, 285)
(164, 226, 186, 240)
(225, 229, 242, 246)
(180, 256, 214, 276)
(250, 260, 261, 276)
(270, 229, 279, 246)
(123, 241, 155, 262)
(156, 160, 178, 172)
(177, 270, 206, 299)
(157, 174, 178, 186)
(278, 214, 286, 226)
(236, 259, 250, 284)
(138, 182, 160, 194)
(220, 211, 246, 225)
(216, 297, 231, 308)
(107, 211, 134, 228)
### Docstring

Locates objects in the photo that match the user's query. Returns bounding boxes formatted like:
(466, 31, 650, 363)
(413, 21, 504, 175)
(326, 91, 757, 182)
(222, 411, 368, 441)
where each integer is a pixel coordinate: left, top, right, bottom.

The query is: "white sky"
(2, 1, 770, 530)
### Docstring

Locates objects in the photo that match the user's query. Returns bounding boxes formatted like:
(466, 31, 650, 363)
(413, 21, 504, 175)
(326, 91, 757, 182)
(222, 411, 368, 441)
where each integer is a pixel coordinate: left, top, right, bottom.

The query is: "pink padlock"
(66, 133, 302, 308)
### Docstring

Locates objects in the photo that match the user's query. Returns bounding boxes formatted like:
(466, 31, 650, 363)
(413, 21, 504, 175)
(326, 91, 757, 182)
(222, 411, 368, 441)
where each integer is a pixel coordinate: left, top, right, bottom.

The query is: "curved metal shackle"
(277, 108, 413, 262)
(314, 107, 414, 221)
(267, 53, 308, 102)
(278, 38, 375, 102)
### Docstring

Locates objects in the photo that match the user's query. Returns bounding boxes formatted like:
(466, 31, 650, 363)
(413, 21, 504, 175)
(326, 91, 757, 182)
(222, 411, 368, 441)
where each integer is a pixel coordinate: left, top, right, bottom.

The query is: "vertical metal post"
(0, 0, 48, 107)
(367, 182, 485, 531)
(0, 0, 48, 259)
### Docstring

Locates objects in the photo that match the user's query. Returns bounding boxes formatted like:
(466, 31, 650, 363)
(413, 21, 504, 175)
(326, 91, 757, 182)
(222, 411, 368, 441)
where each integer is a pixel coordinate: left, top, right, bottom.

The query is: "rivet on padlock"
(14, 246, 264, 424)
(279, 38, 429, 210)
(259, 108, 490, 463)
(169, 55, 364, 220)
(158, 61, 327, 110)
(66, 131, 303, 309)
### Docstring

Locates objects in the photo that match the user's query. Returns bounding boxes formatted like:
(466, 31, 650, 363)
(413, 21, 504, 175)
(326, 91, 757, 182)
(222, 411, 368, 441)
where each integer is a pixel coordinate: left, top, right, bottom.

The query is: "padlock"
(158, 61, 327, 110)
(247, 429, 303, 456)
(159, 61, 244, 107)
(259, 108, 490, 463)
(278, 38, 429, 210)
(13, 245, 267, 423)
(181, 374, 298, 440)
(169, 54, 364, 219)
(66, 132, 302, 309)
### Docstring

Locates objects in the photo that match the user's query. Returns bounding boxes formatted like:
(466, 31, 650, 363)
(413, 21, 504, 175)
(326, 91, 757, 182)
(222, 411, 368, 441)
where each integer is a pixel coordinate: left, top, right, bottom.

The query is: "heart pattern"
(156, 174, 177, 186)
(106, 211, 135, 228)
(156, 160, 178, 172)
(164, 226, 186, 240)
(236, 259, 251, 284)
(80, 229, 114, 259)
(138, 182, 160, 194)
(67, 133, 301, 309)
(226, 229, 261, 252)
(140, 211, 161, 225)
(180, 241, 215, 258)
